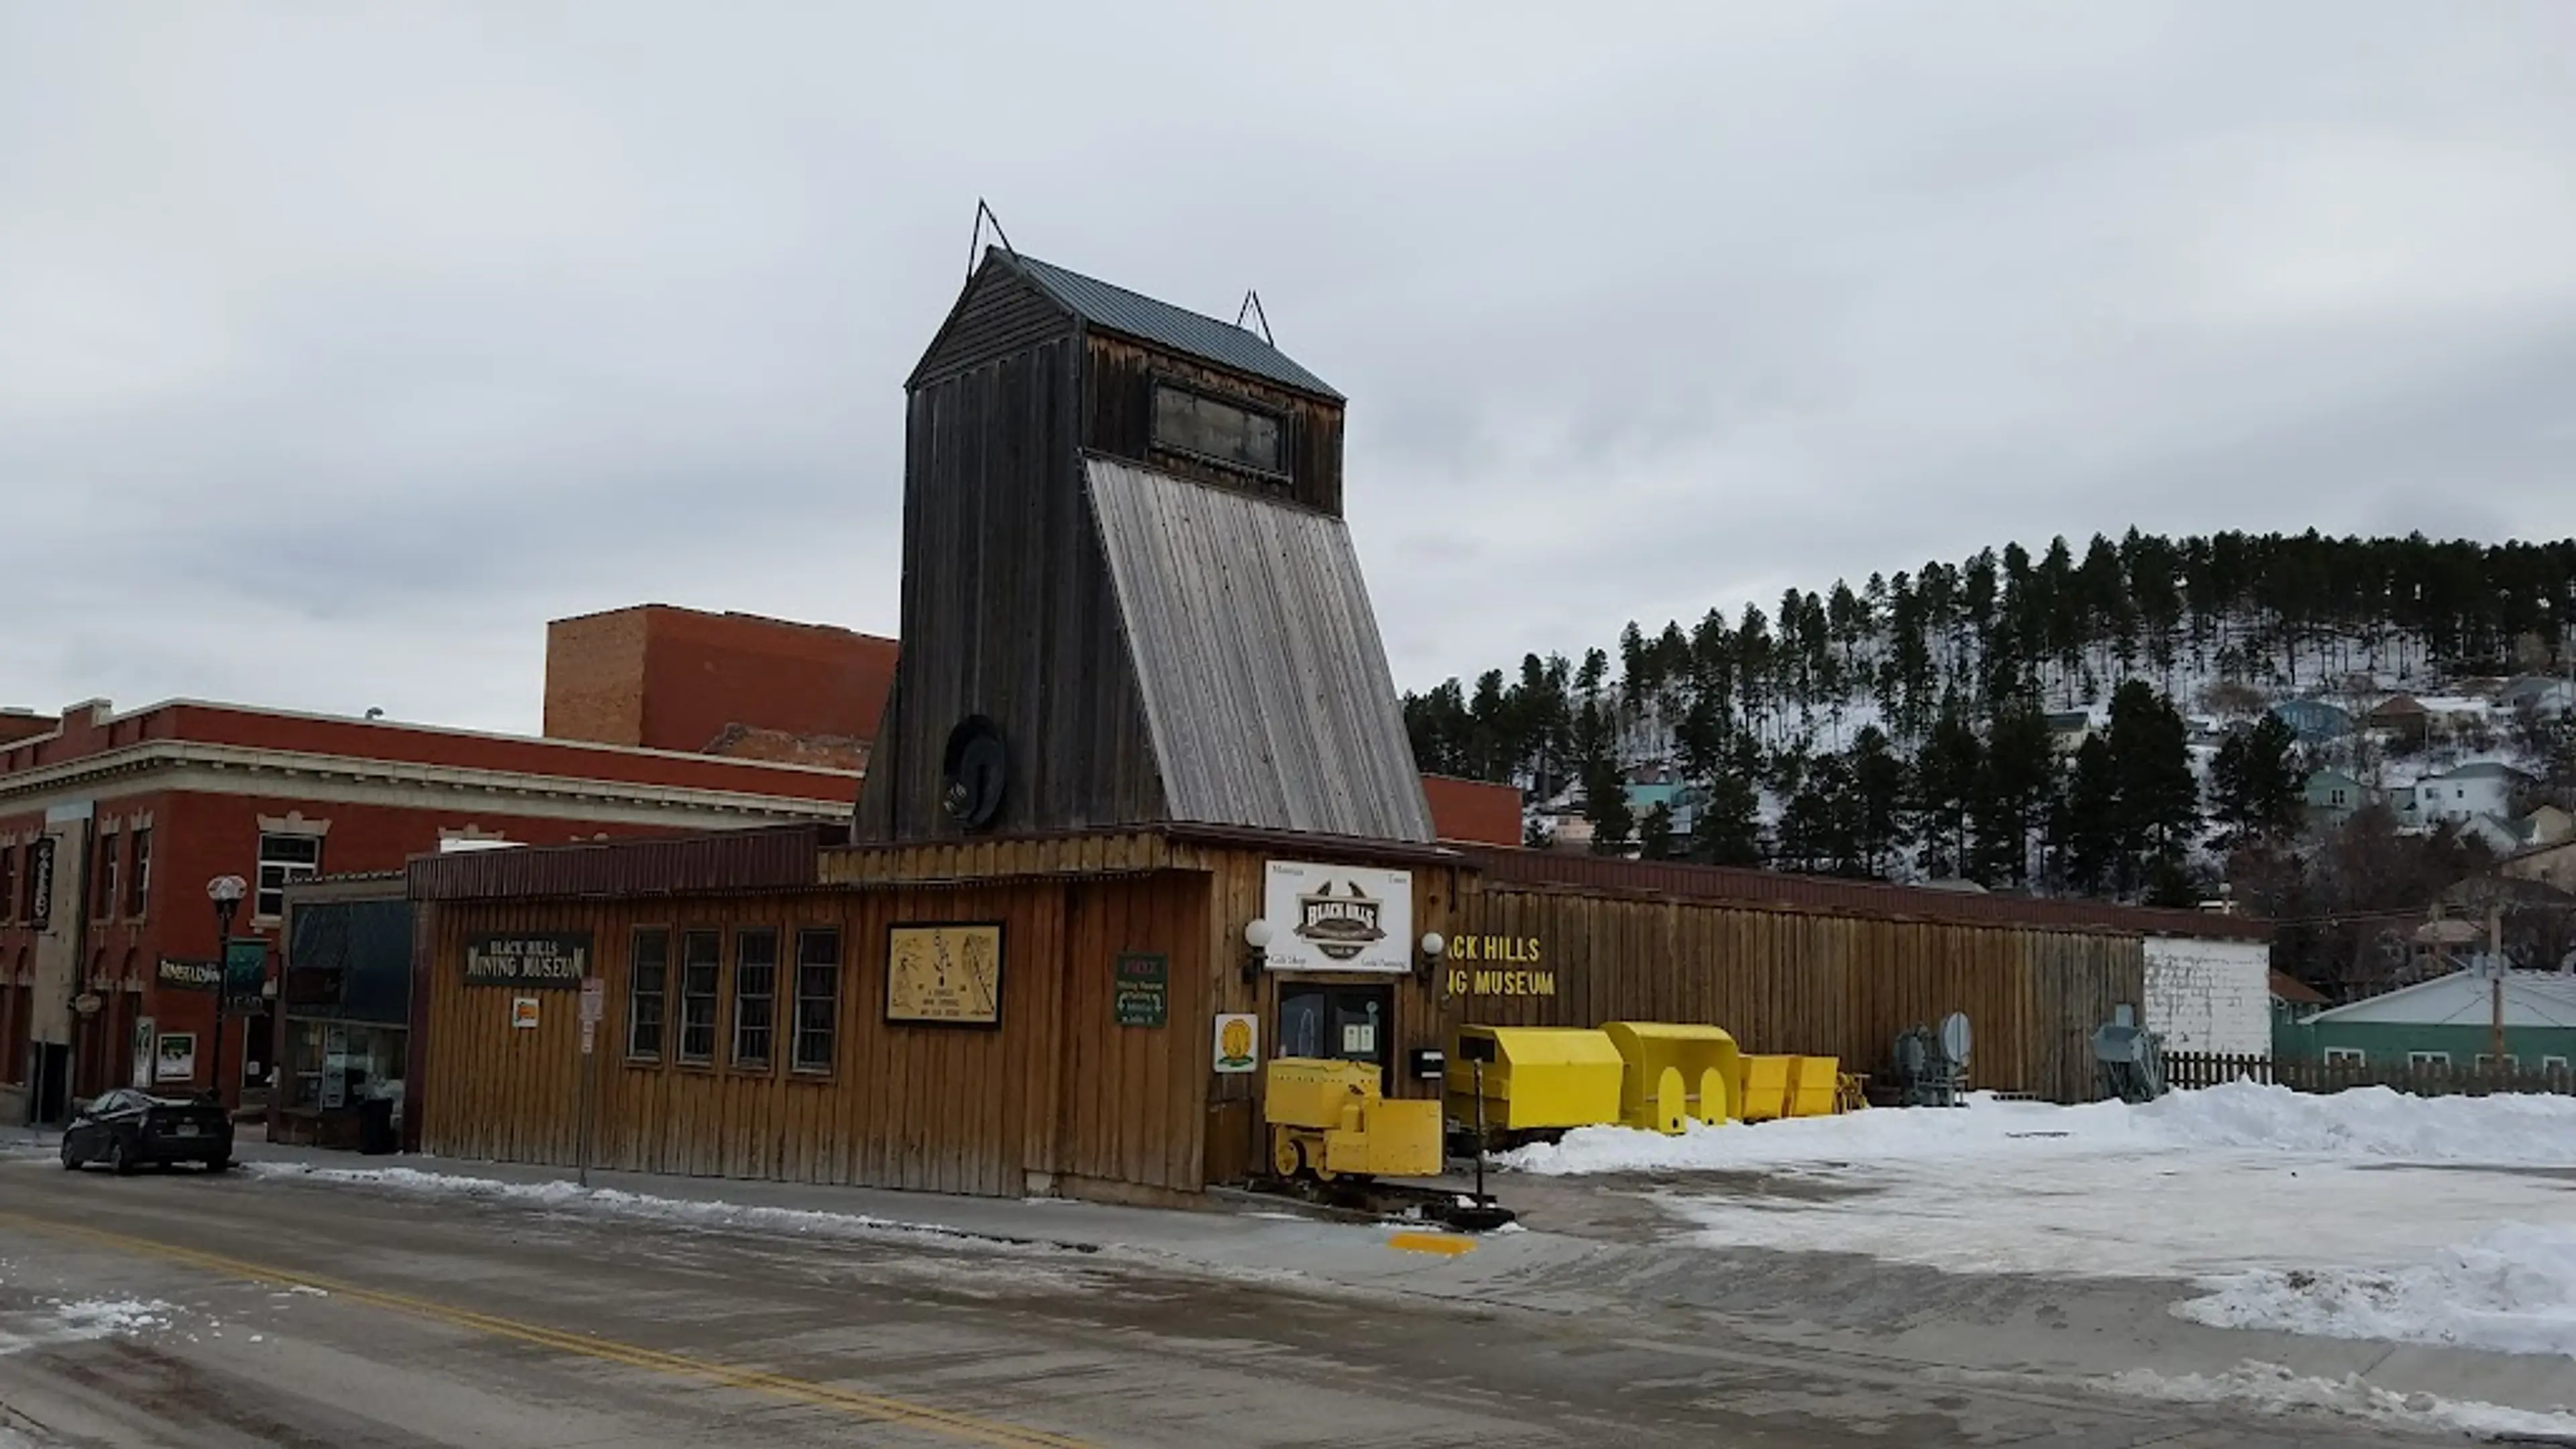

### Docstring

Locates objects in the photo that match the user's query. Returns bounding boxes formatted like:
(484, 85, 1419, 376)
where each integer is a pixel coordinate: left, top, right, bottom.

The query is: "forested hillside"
(1404, 530, 2576, 907)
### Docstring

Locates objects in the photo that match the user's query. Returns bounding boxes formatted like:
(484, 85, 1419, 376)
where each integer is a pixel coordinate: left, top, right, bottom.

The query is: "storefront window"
(286, 1019, 407, 1116)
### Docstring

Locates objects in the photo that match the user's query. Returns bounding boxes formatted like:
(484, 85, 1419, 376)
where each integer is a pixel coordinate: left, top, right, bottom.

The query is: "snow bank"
(52, 1299, 173, 1336)
(1492, 1081, 2576, 1175)
(2178, 1224, 2576, 1358)
(2110, 1360, 2576, 1441)
(248, 1163, 1072, 1254)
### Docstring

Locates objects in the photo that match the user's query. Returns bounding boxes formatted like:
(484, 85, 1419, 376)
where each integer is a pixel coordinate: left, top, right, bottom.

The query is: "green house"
(2276, 967, 2576, 1072)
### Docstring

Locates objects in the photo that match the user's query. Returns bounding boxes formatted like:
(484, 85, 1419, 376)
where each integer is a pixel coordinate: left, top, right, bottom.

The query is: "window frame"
(790, 928, 842, 1077)
(93, 831, 119, 921)
(2406, 1050, 2450, 1069)
(1148, 378, 1291, 482)
(254, 833, 325, 922)
(2543, 1055, 2571, 1075)
(0, 845, 13, 926)
(2473, 1053, 2518, 1071)
(675, 928, 722, 1067)
(125, 828, 151, 918)
(729, 928, 779, 1073)
(2322, 1046, 2365, 1066)
(625, 926, 672, 1064)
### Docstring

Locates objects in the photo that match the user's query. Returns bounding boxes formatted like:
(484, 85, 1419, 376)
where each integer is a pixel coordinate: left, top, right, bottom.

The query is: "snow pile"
(2110, 1360, 2576, 1441)
(248, 1163, 1076, 1254)
(51, 1299, 174, 1336)
(2178, 1223, 2576, 1358)
(1492, 1081, 2576, 1175)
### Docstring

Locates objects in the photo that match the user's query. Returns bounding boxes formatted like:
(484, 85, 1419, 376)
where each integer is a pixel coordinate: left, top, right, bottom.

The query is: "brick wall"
(1420, 774, 1522, 847)
(543, 605, 898, 755)
(2143, 935, 2273, 1057)
(541, 608, 650, 747)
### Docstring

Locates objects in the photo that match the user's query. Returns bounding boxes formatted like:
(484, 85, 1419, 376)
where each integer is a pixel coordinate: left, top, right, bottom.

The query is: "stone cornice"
(0, 741, 855, 827)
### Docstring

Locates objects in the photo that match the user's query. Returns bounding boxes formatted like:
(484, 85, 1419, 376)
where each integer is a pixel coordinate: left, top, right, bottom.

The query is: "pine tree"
(1850, 727, 1913, 875)
(2106, 680, 2201, 880)
(2211, 714, 2308, 847)
(1690, 772, 1764, 867)
(1581, 750, 1633, 856)
(1637, 801, 1677, 861)
(1911, 700, 1984, 877)
(1971, 698, 2055, 888)
(2059, 735, 2123, 894)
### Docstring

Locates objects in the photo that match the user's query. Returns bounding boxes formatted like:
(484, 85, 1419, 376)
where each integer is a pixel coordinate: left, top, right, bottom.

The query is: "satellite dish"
(1939, 1012, 1972, 1064)
(940, 715, 1008, 830)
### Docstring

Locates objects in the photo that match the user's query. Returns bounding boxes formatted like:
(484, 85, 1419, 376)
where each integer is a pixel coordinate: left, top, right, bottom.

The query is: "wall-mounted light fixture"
(1241, 918, 1273, 984)
(1415, 930, 1447, 984)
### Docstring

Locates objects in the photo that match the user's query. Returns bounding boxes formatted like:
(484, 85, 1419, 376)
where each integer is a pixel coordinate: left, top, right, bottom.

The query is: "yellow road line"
(0, 1210, 1091, 1449)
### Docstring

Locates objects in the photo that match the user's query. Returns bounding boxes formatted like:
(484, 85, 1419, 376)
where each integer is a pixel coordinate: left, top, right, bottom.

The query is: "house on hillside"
(2275, 968, 2576, 1073)
(2400, 761, 2534, 832)
(2500, 674, 2576, 719)
(2505, 836, 2576, 895)
(2271, 698, 2355, 746)
(2302, 768, 2375, 833)
(2367, 693, 2431, 745)
(2518, 804, 2576, 851)
(2044, 710, 2094, 754)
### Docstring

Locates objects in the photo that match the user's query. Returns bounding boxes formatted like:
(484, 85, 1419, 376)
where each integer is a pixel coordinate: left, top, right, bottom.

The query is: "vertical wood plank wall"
(1446, 885, 2144, 1103)
(422, 870, 1214, 1200)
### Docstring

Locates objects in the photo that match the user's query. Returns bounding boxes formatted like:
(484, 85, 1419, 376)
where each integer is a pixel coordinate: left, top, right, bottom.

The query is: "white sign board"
(155, 1032, 197, 1085)
(1260, 861, 1413, 974)
(579, 977, 605, 1026)
(1213, 1013, 1258, 1074)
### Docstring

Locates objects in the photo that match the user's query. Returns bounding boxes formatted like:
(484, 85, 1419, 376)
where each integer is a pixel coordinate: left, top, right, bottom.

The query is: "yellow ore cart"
(1264, 1058, 1443, 1180)
(1601, 1022, 1742, 1132)
(1448, 1026, 1626, 1134)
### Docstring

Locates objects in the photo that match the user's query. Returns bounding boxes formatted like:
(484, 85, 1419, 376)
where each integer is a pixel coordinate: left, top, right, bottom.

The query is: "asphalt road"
(0, 1154, 2444, 1448)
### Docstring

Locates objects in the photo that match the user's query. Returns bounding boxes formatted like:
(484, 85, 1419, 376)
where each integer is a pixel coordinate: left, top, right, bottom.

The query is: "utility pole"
(2489, 904, 2506, 1072)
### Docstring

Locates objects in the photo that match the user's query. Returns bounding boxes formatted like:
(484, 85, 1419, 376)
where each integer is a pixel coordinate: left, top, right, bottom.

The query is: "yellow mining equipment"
(1265, 1058, 1443, 1181)
(1787, 1056, 1844, 1118)
(1737, 1055, 1794, 1122)
(1599, 1022, 1741, 1133)
(1448, 1026, 1627, 1133)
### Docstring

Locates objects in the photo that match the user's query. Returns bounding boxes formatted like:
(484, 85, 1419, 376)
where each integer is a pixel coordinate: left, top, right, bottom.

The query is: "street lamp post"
(206, 875, 247, 1106)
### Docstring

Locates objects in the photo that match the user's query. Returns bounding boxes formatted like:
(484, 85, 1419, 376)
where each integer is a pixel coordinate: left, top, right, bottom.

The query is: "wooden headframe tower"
(853, 248, 1434, 845)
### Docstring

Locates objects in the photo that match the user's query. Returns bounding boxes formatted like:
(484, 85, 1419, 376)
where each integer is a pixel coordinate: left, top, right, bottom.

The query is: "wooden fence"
(2165, 1051, 2576, 1097)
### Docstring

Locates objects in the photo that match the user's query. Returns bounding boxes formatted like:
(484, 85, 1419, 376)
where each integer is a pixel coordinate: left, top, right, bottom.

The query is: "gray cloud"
(5, 3, 2573, 731)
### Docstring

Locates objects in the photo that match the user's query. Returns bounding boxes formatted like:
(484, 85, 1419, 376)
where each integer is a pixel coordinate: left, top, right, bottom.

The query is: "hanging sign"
(1260, 861, 1413, 974)
(155, 1032, 197, 1085)
(1213, 1013, 1258, 1074)
(25, 838, 53, 931)
(223, 938, 269, 1012)
(885, 922, 1004, 1026)
(1113, 953, 1168, 1028)
(157, 958, 223, 991)
(464, 933, 591, 989)
(511, 997, 541, 1030)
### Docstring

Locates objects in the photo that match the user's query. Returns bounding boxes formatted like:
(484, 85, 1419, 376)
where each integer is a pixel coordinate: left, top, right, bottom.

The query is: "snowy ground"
(1497, 1082, 2576, 1430)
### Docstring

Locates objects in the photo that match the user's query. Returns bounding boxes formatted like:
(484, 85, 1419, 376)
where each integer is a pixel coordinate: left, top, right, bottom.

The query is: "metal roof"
(1007, 253, 1343, 401)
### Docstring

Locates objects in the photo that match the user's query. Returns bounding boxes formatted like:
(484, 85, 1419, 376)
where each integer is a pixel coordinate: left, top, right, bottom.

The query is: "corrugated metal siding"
(1088, 457, 1433, 843)
(407, 825, 825, 902)
(1012, 253, 1343, 401)
(1460, 847, 2271, 943)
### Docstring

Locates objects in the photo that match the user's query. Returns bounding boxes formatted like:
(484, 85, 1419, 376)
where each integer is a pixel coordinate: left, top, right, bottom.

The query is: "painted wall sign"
(1260, 861, 1413, 974)
(464, 932, 591, 989)
(885, 922, 1004, 1026)
(156, 958, 223, 991)
(155, 1031, 197, 1085)
(1113, 953, 1168, 1028)
(511, 997, 541, 1030)
(25, 837, 52, 932)
(1444, 967, 1558, 998)
(1213, 1013, 1258, 1073)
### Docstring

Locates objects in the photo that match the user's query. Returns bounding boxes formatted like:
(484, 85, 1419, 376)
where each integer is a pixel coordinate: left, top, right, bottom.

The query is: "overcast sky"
(6, 4, 2574, 734)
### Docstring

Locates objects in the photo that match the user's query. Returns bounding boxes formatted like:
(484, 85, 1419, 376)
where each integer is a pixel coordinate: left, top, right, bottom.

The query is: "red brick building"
(1, 696, 857, 1124)
(544, 604, 899, 769)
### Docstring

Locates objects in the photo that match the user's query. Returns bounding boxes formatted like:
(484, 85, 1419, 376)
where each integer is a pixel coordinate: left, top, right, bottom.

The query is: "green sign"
(1113, 953, 1167, 1028)
(223, 938, 268, 1011)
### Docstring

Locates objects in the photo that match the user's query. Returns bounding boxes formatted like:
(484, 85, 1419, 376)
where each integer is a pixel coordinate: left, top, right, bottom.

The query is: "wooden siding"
(855, 325, 1170, 843)
(1088, 458, 1434, 843)
(1446, 884, 2144, 1103)
(907, 262, 1076, 387)
(420, 871, 1216, 1198)
(1085, 335, 1343, 515)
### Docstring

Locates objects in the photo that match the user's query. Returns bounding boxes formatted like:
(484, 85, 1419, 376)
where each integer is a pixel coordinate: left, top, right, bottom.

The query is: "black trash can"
(357, 1097, 397, 1156)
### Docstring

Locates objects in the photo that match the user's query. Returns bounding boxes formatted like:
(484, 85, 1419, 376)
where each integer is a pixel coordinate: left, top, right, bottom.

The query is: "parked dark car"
(60, 1090, 234, 1174)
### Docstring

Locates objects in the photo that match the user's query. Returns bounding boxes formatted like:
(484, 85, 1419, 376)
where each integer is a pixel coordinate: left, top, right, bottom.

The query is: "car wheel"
(107, 1136, 134, 1177)
(205, 1156, 231, 1173)
(60, 1139, 79, 1171)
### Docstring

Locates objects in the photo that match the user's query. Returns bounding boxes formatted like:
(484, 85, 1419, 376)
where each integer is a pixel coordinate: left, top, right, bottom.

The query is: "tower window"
(1152, 382, 1285, 478)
